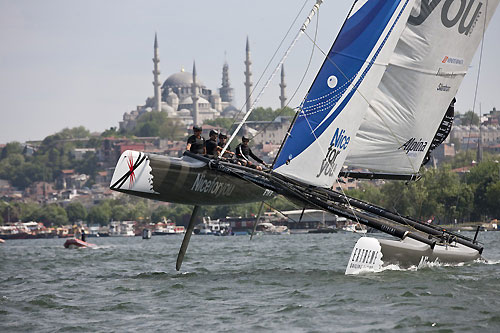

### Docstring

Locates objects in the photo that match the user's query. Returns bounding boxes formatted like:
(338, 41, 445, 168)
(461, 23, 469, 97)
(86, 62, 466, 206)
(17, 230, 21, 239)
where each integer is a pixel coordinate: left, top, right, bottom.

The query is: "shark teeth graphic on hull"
(110, 150, 158, 194)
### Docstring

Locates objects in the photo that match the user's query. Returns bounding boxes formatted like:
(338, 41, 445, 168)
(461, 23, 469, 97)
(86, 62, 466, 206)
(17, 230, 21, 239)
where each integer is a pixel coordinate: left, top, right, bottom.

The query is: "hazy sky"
(1, 0, 499, 144)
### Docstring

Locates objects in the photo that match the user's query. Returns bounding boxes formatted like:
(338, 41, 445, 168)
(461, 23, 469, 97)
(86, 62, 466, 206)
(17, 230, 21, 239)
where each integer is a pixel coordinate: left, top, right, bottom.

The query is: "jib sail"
(344, 0, 500, 175)
(273, 0, 416, 188)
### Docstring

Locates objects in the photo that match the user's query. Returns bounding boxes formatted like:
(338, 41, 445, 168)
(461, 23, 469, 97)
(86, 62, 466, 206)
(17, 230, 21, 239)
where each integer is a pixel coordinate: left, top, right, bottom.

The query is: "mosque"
(119, 34, 288, 131)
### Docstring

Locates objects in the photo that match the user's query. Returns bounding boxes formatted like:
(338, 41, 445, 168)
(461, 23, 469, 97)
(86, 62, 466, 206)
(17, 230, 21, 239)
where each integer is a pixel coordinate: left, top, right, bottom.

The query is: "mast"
(477, 105, 483, 162)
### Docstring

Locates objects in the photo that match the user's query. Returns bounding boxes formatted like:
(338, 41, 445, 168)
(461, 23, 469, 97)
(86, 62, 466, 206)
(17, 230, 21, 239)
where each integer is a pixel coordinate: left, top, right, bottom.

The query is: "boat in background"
(109, 221, 135, 237)
(342, 222, 367, 234)
(194, 217, 231, 236)
(153, 217, 185, 235)
(255, 222, 290, 235)
(63, 238, 96, 249)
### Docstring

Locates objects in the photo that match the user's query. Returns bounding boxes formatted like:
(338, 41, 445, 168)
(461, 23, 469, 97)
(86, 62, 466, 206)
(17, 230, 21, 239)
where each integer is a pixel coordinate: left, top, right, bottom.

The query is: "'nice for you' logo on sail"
(316, 128, 350, 178)
(409, 0, 484, 36)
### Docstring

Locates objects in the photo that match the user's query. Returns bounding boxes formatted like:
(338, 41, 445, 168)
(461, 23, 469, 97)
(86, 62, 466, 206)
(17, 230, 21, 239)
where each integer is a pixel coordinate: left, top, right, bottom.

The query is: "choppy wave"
(2, 232, 500, 332)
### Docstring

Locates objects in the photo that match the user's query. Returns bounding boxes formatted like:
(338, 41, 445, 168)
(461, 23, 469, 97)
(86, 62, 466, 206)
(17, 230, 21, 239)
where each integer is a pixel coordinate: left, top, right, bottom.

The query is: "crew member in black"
(186, 125, 206, 155)
(205, 130, 219, 157)
(217, 133, 237, 162)
(235, 136, 267, 170)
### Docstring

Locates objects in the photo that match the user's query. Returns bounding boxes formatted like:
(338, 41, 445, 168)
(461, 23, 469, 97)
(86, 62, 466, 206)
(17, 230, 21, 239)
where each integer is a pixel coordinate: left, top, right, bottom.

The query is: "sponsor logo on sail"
(437, 83, 451, 92)
(436, 67, 458, 78)
(409, 0, 483, 36)
(441, 56, 464, 65)
(191, 173, 235, 197)
(398, 138, 428, 154)
(316, 128, 350, 178)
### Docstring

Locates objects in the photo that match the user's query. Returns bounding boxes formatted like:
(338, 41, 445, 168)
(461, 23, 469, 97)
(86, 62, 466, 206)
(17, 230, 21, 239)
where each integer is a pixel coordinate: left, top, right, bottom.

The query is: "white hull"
(346, 237, 481, 274)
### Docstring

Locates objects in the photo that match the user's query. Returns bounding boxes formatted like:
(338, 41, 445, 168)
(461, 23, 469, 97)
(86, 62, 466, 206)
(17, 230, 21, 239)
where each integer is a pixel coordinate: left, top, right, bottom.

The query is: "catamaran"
(110, 0, 499, 274)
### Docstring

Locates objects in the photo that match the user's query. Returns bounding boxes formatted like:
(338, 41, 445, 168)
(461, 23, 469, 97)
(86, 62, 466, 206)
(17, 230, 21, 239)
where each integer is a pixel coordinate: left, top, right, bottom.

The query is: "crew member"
(235, 136, 267, 170)
(81, 227, 86, 242)
(217, 133, 236, 160)
(186, 125, 206, 155)
(205, 130, 219, 157)
(74, 226, 81, 240)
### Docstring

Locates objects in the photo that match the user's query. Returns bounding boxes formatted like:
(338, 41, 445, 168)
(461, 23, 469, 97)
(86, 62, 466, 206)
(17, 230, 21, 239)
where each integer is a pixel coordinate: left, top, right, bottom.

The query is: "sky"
(1, 0, 499, 144)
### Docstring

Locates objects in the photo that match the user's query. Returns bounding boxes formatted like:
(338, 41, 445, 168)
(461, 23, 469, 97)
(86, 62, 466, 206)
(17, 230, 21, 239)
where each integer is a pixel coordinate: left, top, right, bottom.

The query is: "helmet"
(209, 130, 219, 137)
(193, 125, 202, 132)
(219, 133, 227, 139)
(242, 136, 250, 142)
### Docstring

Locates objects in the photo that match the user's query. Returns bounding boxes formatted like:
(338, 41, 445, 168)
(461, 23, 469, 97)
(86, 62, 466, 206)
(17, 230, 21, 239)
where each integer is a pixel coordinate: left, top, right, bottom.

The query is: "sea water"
(1, 232, 500, 332)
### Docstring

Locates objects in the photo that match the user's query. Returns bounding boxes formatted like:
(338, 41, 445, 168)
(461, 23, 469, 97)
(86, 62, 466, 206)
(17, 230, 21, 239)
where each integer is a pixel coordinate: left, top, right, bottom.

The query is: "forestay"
(344, 0, 500, 174)
(274, 0, 416, 188)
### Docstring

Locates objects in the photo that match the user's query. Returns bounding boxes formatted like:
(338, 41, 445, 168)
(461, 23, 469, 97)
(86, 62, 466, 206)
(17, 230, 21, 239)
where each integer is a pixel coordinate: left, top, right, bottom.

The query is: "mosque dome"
(162, 71, 204, 88)
(178, 109, 192, 116)
(222, 105, 239, 117)
(161, 104, 175, 114)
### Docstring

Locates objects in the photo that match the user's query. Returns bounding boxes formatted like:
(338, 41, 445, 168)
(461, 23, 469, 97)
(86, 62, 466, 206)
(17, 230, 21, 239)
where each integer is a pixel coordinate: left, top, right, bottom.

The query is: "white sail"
(345, 0, 500, 174)
(273, 0, 416, 188)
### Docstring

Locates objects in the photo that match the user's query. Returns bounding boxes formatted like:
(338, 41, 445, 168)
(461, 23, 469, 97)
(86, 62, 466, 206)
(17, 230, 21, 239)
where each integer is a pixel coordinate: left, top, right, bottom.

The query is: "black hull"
(110, 151, 275, 206)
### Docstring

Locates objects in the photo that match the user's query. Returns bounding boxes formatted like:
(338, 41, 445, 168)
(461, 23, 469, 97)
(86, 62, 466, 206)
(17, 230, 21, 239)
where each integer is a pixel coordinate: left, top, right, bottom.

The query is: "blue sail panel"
(274, 0, 414, 187)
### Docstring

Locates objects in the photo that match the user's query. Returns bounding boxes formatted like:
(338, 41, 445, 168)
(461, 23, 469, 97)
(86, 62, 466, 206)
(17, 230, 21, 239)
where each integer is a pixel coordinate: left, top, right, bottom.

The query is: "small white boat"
(342, 222, 367, 234)
(255, 222, 290, 235)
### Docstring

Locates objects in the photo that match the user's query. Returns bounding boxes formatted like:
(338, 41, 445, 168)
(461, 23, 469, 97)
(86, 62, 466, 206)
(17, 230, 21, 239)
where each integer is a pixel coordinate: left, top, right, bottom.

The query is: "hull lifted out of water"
(109, 150, 275, 206)
(346, 237, 481, 274)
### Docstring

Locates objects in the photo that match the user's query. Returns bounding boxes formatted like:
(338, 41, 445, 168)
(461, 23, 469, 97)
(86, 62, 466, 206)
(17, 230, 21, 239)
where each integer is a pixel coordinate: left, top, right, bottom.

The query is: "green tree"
(66, 202, 87, 222)
(1, 142, 23, 160)
(151, 205, 172, 223)
(486, 180, 500, 218)
(460, 111, 480, 126)
(37, 204, 68, 226)
(88, 204, 111, 225)
(247, 107, 295, 122)
(204, 118, 235, 132)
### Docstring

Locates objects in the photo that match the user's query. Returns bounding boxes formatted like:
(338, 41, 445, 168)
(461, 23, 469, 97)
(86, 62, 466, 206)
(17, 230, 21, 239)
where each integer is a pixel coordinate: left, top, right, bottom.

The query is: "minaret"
(220, 60, 233, 103)
(152, 33, 161, 112)
(191, 61, 199, 126)
(279, 64, 287, 109)
(244, 36, 253, 112)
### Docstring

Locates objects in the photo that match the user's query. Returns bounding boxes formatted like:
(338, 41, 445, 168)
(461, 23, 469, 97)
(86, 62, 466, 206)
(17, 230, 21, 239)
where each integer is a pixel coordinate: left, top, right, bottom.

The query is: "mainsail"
(344, 0, 500, 175)
(273, 0, 416, 188)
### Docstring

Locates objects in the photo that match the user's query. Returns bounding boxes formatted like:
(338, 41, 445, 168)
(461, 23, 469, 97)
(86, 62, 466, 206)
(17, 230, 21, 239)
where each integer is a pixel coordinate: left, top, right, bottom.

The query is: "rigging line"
(248, 1, 321, 144)
(272, 1, 357, 169)
(261, 200, 323, 225)
(465, 0, 488, 154)
(334, 178, 362, 227)
(224, 0, 311, 133)
(301, 18, 420, 175)
(221, 0, 324, 157)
